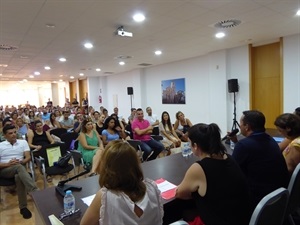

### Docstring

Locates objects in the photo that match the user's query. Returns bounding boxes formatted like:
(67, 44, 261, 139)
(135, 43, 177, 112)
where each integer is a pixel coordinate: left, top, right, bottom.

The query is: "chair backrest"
(151, 135, 163, 141)
(38, 142, 67, 167)
(49, 128, 68, 138)
(127, 140, 143, 161)
(60, 132, 79, 150)
(127, 139, 142, 151)
(286, 163, 300, 216)
(249, 187, 289, 225)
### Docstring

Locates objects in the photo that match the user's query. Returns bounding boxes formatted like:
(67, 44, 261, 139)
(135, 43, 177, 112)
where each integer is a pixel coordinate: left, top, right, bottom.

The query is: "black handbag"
(57, 152, 72, 168)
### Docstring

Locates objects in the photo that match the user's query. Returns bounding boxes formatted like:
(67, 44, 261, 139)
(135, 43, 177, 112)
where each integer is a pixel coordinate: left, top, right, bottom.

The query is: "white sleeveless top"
(99, 178, 164, 225)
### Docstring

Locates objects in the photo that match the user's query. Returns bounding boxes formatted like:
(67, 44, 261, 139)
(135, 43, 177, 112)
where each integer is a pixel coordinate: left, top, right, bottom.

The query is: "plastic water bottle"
(64, 190, 75, 214)
(182, 143, 190, 157)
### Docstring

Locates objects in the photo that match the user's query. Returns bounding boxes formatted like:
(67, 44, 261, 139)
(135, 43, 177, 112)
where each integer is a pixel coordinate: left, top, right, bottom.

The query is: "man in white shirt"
(0, 125, 38, 219)
(144, 107, 159, 135)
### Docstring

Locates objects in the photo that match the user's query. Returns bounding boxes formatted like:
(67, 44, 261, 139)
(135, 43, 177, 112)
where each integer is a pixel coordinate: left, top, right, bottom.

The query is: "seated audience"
(28, 111, 36, 123)
(16, 118, 28, 138)
(144, 106, 159, 135)
(77, 118, 103, 175)
(46, 113, 61, 130)
(27, 120, 55, 152)
(59, 110, 74, 130)
(92, 111, 100, 124)
(131, 108, 164, 161)
(102, 116, 120, 146)
(102, 108, 109, 120)
(128, 107, 136, 124)
(80, 140, 163, 225)
(176, 123, 250, 225)
(274, 113, 300, 174)
(73, 113, 85, 133)
(278, 107, 300, 151)
(0, 125, 38, 219)
(95, 114, 105, 138)
(174, 111, 193, 142)
(159, 111, 181, 149)
(231, 110, 289, 211)
(110, 113, 126, 139)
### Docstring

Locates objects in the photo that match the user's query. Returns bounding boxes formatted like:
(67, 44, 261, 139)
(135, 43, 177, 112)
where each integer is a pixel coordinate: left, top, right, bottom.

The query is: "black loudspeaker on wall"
(228, 79, 239, 93)
(127, 87, 133, 95)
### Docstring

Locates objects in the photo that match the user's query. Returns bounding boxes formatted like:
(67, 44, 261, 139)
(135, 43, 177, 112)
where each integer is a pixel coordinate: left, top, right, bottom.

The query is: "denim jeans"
(140, 139, 164, 161)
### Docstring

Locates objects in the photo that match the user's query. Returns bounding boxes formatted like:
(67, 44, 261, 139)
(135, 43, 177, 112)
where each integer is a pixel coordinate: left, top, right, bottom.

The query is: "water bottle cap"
(66, 190, 72, 195)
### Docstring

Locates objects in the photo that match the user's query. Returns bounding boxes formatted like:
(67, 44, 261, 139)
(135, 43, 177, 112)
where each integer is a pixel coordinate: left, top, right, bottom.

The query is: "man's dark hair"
(242, 110, 266, 132)
(2, 117, 12, 127)
(136, 108, 143, 112)
(295, 107, 300, 117)
(3, 125, 16, 134)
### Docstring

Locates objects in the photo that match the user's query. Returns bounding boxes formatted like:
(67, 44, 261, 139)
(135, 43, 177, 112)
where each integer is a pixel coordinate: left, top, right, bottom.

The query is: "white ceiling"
(0, 0, 299, 82)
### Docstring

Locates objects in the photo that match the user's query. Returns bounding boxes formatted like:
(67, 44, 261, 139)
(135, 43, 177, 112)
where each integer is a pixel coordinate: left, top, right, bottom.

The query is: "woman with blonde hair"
(80, 140, 163, 225)
(174, 111, 193, 142)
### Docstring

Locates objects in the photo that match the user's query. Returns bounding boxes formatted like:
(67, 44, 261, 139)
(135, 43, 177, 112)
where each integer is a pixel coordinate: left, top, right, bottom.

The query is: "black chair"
(127, 139, 144, 162)
(0, 177, 15, 201)
(60, 132, 79, 150)
(35, 143, 75, 189)
(285, 163, 300, 225)
(69, 140, 85, 175)
(50, 128, 68, 138)
(249, 187, 289, 225)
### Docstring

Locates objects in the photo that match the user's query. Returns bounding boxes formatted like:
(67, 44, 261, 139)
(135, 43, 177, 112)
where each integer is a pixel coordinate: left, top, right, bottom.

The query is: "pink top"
(131, 119, 151, 141)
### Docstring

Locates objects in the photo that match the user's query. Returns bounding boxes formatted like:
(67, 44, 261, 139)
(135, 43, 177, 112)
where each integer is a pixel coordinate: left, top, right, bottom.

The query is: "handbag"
(57, 152, 72, 168)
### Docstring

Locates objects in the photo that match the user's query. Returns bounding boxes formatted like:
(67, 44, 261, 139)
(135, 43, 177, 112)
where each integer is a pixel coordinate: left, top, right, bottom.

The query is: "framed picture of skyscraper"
(161, 78, 185, 104)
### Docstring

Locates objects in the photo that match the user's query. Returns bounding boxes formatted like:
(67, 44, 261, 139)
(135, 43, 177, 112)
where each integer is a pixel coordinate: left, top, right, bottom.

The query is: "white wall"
(1, 34, 298, 134)
(283, 34, 300, 112)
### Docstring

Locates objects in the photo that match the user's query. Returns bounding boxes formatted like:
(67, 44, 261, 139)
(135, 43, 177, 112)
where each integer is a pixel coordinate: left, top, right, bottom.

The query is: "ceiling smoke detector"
(0, 44, 18, 51)
(214, 19, 241, 28)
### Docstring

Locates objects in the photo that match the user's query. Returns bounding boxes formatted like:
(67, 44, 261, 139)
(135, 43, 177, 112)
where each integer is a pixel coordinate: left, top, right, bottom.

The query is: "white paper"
(81, 194, 96, 206)
(156, 180, 177, 193)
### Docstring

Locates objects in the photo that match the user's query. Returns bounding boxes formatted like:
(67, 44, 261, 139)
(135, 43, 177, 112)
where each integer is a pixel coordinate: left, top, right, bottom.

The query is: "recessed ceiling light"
(133, 13, 145, 22)
(96, 68, 101, 72)
(59, 74, 64, 77)
(0, 64, 8, 67)
(29, 75, 34, 78)
(34, 71, 40, 75)
(0, 74, 2, 76)
(44, 66, 51, 70)
(155, 50, 162, 55)
(70, 76, 74, 79)
(84, 43, 93, 49)
(46, 23, 56, 28)
(119, 61, 125, 65)
(296, 9, 300, 16)
(79, 73, 84, 76)
(215, 32, 225, 38)
(20, 55, 29, 59)
(59, 79, 63, 82)
(59, 57, 66, 62)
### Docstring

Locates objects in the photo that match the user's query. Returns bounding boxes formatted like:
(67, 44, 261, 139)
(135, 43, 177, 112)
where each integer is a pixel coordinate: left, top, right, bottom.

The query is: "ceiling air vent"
(214, 19, 241, 29)
(0, 44, 18, 51)
(104, 72, 114, 75)
(114, 55, 132, 60)
(138, 63, 152, 66)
